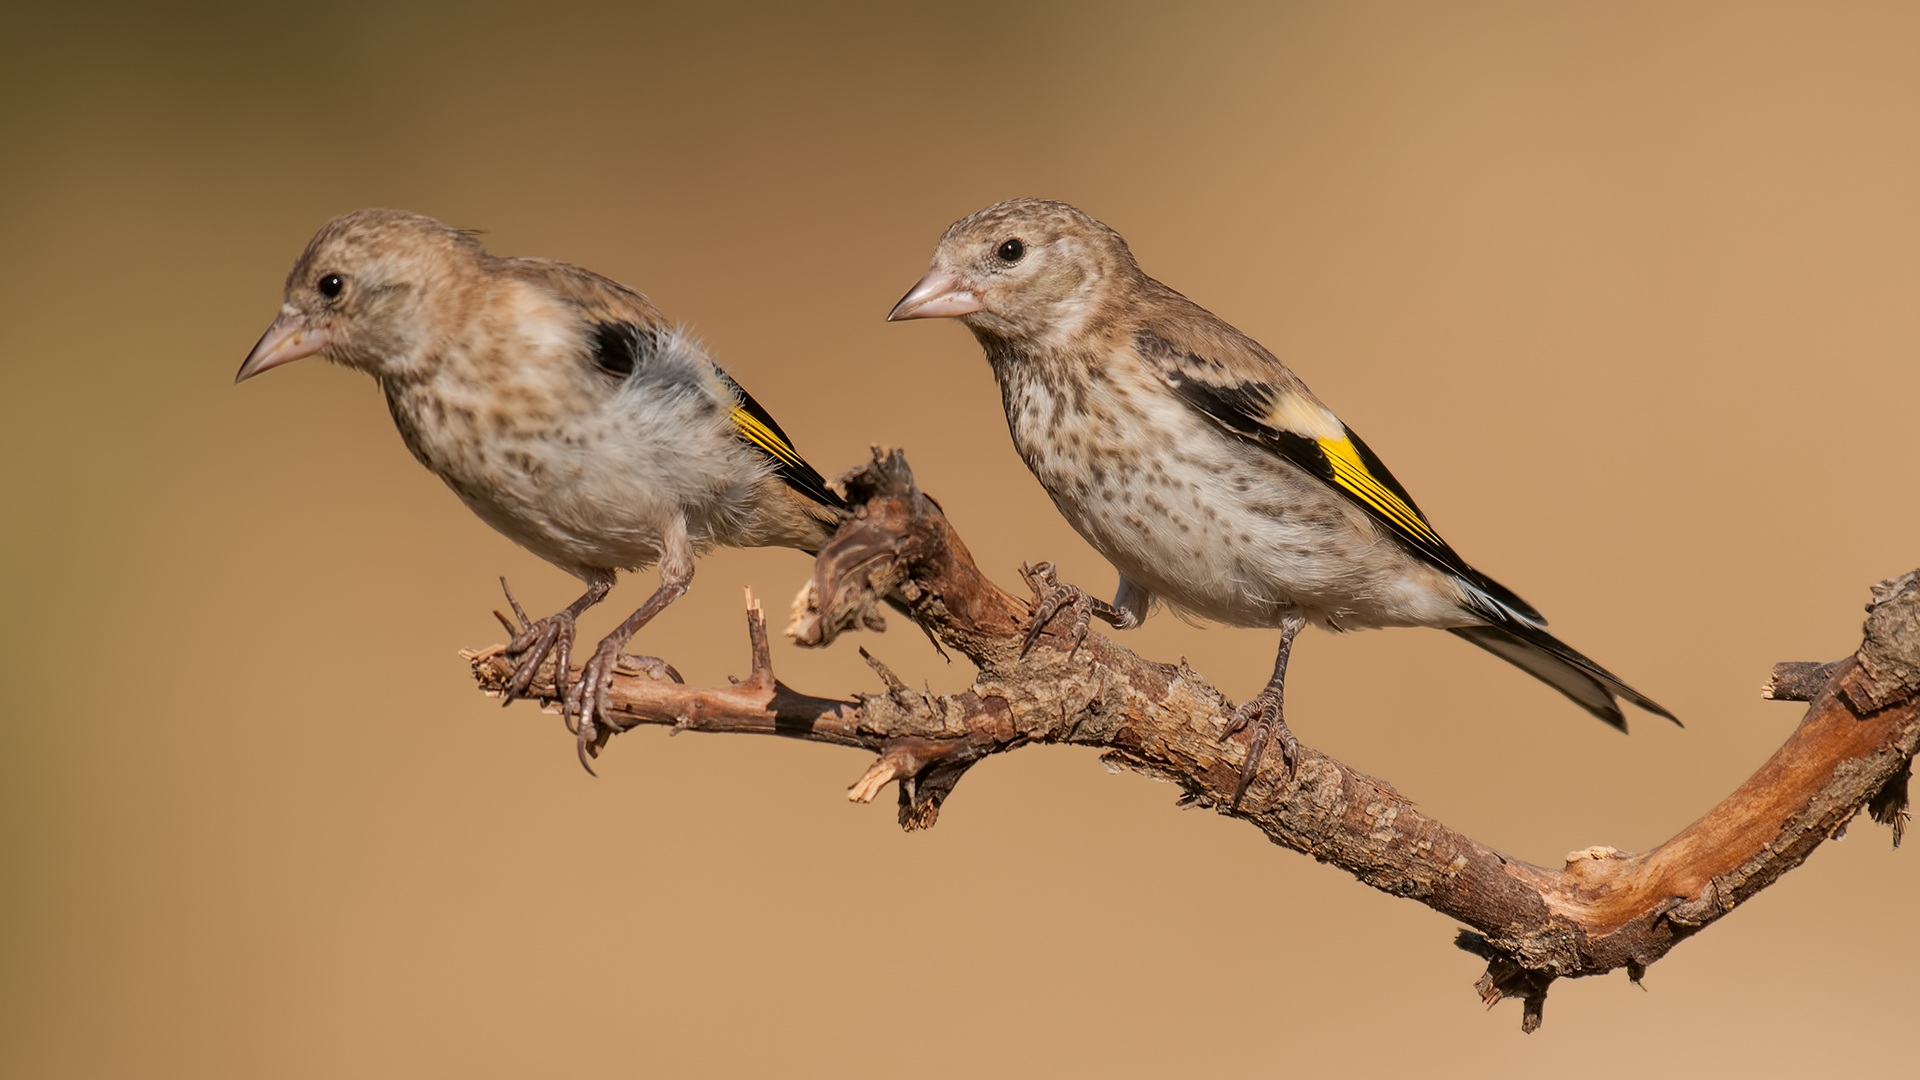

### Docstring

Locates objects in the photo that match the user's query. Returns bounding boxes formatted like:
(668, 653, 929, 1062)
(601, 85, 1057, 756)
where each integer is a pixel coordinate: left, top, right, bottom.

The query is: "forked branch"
(467, 449, 1920, 1032)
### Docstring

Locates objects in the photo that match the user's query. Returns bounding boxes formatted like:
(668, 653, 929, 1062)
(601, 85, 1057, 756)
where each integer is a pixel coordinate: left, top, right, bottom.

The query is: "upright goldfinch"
(889, 198, 1675, 804)
(238, 209, 847, 767)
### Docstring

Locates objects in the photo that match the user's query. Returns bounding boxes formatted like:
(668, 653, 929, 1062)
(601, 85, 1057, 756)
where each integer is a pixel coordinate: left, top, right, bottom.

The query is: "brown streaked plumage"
(889, 197, 1675, 806)
(238, 208, 846, 768)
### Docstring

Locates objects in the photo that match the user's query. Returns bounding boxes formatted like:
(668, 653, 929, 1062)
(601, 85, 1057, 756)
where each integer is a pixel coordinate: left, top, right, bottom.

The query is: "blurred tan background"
(4, 1, 1918, 1075)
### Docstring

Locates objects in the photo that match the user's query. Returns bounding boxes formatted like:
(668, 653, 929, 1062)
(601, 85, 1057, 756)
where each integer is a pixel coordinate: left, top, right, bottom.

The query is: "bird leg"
(1226, 613, 1308, 810)
(495, 575, 613, 724)
(568, 524, 695, 772)
(1111, 576, 1150, 632)
(1018, 561, 1132, 659)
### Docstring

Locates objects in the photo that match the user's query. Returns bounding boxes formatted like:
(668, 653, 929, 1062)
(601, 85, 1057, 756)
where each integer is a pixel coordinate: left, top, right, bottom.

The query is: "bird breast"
(380, 354, 771, 580)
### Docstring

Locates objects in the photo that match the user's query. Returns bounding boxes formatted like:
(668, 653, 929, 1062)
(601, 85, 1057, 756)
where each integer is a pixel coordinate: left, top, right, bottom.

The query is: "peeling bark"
(466, 450, 1920, 1032)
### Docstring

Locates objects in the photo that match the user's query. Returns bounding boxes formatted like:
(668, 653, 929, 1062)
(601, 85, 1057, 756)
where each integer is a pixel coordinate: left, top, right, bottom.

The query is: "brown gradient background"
(4, 2, 1918, 1076)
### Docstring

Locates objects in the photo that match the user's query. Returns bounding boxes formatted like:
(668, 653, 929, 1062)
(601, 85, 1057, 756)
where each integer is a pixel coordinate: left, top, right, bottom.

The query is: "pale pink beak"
(887, 267, 984, 321)
(235, 306, 328, 383)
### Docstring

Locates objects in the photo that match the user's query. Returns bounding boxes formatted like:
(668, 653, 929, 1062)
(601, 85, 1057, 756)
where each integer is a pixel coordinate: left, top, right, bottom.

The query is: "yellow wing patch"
(731, 406, 808, 470)
(1318, 436, 1445, 548)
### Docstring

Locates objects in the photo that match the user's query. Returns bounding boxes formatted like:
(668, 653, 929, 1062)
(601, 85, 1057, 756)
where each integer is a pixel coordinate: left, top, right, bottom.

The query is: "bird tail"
(785, 491, 849, 558)
(1448, 621, 1678, 732)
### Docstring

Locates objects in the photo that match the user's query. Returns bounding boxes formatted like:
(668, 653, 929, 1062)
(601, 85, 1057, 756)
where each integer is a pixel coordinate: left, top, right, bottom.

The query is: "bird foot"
(564, 639, 683, 773)
(494, 581, 579, 726)
(1225, 687, 1299, 810)
(1018, 561, 1127, 659)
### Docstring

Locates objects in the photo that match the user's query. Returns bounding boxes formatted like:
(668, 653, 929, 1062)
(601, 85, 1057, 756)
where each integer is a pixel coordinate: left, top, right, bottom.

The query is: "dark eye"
(317, 274, 344, 299)
(995, 238, 1026, 264)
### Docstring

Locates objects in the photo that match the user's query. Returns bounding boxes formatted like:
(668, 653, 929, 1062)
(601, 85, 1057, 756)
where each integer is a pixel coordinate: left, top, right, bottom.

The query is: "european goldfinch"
(238, 209, 847, 767)
(889, 198, 1675, 804)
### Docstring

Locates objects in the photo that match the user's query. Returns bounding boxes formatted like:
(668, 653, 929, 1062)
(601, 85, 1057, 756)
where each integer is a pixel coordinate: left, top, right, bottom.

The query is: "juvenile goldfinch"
(889, 198, 1675, 804)
(238, 209, 847, 767)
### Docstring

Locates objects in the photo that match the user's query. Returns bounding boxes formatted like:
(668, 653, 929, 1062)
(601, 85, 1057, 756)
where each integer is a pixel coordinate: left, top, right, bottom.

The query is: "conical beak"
(235, 306, 327, 383)
(887, 267, 984, 321)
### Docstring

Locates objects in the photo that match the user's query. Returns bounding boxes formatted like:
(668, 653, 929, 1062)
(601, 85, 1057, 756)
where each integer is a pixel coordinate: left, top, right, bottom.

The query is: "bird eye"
(317, 274, 344, 299)
(995, 238, 1026, 264)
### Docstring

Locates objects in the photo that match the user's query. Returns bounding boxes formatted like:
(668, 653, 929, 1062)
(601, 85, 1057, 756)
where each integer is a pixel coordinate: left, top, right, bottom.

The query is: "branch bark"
(465, 449, 1919, 1032)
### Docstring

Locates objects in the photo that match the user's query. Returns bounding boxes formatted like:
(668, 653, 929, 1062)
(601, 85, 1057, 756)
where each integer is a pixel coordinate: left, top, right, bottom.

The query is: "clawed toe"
(1228, 692, 1299, 811)
(616, 654, 683, 684)
(1019, 561, 1105, 659)
(496, 579, 580, 727)
(566, 638, 637, 772)
(502, 615, 575, 715)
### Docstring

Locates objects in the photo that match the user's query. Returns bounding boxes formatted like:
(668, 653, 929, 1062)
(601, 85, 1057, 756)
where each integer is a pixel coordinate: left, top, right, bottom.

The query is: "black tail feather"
(1449, 621, 1678, 731)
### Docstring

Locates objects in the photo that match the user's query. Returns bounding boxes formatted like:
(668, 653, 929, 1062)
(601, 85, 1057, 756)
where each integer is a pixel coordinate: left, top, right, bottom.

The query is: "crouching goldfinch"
(889, 198, 1675, 805)
(238, 209, 847, 767)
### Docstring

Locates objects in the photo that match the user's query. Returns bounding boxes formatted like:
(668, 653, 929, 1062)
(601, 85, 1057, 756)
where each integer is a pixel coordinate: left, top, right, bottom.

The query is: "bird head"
(236, 209, 485, 384)
(887, 198, 1138, 346)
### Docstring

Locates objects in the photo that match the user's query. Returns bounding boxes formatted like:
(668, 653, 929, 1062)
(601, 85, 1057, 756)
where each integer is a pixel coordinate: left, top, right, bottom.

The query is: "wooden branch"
(466, 449, 1920, 1032)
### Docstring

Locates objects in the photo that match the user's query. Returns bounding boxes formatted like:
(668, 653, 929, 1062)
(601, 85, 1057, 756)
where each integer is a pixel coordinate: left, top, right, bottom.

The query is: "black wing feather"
(715, 369, 849, 512)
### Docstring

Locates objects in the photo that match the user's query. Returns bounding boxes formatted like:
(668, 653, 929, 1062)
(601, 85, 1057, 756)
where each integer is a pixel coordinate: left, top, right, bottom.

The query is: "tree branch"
(466, 449, 1919, 1032)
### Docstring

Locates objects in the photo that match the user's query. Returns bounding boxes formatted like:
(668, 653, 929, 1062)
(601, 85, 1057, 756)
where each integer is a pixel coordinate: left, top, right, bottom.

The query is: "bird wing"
(1135, 328, 1545, 626)
(713, 368, 849, 512)
(508, 257, 849, 515)
(581, 314, 846, 513)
